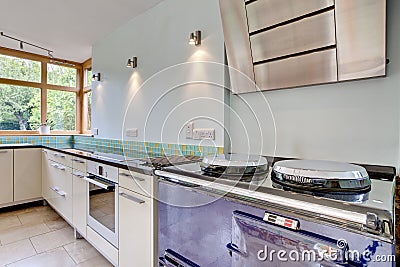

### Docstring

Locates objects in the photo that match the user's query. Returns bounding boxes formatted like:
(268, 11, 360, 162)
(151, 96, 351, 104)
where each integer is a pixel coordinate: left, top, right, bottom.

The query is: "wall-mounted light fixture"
(92, 73, 101, 81)
(189, 30, 202, 46)
(126, 57, 138, 68)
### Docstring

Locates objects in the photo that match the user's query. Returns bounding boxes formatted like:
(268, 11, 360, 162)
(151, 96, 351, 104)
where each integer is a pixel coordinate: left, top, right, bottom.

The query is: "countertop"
(0, 143, 154, 175)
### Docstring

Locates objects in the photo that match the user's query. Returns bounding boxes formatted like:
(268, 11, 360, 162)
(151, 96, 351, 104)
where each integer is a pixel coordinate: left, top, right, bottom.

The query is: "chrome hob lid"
(272, 160, 371, 194)
(200, 154, 269, 181)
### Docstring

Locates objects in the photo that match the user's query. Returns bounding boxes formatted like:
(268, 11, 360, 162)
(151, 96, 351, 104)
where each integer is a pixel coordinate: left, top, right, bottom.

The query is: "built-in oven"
(85, 161, 119, 248)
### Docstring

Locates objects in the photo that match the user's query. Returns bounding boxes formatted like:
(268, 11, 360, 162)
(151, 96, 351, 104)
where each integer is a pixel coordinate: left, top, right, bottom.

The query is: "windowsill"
(0, 131, 93, 136)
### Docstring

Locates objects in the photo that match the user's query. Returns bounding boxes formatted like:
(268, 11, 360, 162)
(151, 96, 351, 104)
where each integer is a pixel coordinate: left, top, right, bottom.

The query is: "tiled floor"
(0, 205, 113, 267)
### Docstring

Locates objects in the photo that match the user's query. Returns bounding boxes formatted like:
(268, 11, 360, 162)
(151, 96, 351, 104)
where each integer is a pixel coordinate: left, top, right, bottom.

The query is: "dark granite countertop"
(0, 144, 154, 175)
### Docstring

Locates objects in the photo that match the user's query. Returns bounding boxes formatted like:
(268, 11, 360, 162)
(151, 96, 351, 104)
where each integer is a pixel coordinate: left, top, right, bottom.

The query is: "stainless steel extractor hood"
(220, 0, 387, 94)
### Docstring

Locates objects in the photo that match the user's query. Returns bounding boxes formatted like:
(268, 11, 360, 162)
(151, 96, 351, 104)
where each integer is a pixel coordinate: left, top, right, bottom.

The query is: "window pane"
(84, 91, 92, 130)
(85, 68, 92, 87)
(47, 64, 77, 87)
(0, 84, 41, 130)
(47, 90, 76, 130)
(0, 54, 41, 83)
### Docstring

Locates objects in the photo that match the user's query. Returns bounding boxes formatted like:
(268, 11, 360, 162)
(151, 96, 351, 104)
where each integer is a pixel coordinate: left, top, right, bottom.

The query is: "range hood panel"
(220, 0, 386, 94)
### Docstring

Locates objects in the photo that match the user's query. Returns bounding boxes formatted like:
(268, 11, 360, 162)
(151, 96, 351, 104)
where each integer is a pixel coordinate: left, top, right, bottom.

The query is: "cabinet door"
(0, 149, 13, 205)
(14, 148, 42, 202)
(72, 170, 87, 237)
(119, 188, 153, 267)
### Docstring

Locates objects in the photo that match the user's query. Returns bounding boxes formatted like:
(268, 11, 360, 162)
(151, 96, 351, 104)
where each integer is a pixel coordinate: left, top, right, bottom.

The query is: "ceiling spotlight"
(126, 57, 138, 68)
(92, 73, 101, 82)
(189, 30, 201, 46)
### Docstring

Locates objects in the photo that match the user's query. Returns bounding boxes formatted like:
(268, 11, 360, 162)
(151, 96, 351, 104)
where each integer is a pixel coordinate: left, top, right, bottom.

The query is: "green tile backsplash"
(0, 135, 223, 158)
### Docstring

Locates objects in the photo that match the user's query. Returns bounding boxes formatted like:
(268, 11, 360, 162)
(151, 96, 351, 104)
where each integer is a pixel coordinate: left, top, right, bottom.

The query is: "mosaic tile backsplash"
(0, 135, 223, 158)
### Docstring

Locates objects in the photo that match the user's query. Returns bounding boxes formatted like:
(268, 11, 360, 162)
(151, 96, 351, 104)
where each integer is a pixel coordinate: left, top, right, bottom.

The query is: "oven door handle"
(226, 243, 247, 257)
(84, 176, 115, 190)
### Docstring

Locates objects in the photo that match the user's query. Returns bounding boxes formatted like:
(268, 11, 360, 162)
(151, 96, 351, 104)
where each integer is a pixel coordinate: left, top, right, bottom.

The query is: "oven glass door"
(85, 174, 118, 248)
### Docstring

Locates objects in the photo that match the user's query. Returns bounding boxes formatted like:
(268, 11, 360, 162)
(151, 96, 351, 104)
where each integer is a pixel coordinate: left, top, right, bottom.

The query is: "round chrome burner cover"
(272, 160, 371, 193)
(201, 154, 268, 181)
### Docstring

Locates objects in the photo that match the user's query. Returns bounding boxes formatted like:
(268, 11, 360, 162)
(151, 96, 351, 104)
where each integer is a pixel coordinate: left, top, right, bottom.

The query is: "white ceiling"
(0, 0, 165, 63)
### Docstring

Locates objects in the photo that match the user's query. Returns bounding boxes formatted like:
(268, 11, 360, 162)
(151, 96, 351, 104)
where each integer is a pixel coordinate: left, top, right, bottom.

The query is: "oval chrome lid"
(202, 153, 268, 167)
(272, 160, 371, 194)
(273, 160, 368, 180)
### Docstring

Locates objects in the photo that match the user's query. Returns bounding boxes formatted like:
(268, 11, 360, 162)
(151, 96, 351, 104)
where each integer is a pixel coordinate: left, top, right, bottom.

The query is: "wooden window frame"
(0, 46, 90, 135)
(81, 58, 92, 135)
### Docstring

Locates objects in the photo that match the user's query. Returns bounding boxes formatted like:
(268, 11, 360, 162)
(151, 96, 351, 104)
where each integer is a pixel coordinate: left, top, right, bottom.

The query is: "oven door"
(85, 174, 119, 248)
(228, 210, 347, 267)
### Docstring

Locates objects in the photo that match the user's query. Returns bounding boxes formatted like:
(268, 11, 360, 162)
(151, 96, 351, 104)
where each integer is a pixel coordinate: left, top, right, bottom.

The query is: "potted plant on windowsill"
(38, 120, 51, 135)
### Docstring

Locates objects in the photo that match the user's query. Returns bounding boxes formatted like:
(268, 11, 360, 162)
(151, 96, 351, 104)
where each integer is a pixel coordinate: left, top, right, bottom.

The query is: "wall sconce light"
(92, 73, 101, 81)
(126, 57, 138, 68)
(189, 30, 201, 46)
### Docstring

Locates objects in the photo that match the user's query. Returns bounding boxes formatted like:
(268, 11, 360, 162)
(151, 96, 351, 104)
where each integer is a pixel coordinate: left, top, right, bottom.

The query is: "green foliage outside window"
(0, 54, 77, 131)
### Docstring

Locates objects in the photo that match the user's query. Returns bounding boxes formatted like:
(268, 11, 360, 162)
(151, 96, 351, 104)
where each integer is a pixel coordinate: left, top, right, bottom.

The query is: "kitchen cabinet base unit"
(119, 188, 155, 267)
(72, 170, 87, 238)
(0, 149, 13, 205)
(87, 227, 118, 266)
(14, 148, 42, 202)
(0, 197, 43, 209)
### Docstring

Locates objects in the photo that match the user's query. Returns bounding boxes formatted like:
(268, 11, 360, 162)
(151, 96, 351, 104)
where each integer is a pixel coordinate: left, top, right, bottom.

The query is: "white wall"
(229, 0, 400, 167)
(92, 0, 226, 146)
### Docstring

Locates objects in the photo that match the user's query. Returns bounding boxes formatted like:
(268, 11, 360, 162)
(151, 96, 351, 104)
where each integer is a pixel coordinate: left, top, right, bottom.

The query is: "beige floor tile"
(0, 239, 36, 266)
(75, 255, 113, 267)
(30, 227, 75, 253)
(0, 216, 21, 232)
(63, 239, 101, 264)
(6, 247, 76, 267)
(17, 207, 60, 225)
(44, 217, 69, 231)
(0, 223, 50, 245)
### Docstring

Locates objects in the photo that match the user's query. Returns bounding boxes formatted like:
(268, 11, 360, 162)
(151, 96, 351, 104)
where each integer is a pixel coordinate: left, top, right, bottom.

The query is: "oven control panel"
(87, 160, 119, 183)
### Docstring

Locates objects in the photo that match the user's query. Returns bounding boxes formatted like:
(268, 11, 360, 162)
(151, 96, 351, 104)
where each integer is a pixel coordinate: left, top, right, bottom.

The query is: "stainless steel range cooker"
(155, 155, 396, 266)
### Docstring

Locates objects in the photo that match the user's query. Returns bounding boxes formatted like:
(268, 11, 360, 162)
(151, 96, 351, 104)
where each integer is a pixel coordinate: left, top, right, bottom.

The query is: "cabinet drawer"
(119, 169, 153, 197)
(72, 157, 86, 172)
(45, 149, 72, 167)
(46, 160, 73, 223)
(87, 227, 118, 266)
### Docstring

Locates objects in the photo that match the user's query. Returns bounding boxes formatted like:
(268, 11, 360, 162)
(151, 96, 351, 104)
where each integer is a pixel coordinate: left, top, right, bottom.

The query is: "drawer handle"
(72, 172, 85, 178)
(53, 153, 66, 158)
(72, 159, 85, 164)
(119, 192, 145, 204)
(51, 163, 66, 171)
(50, 186, 66, 197)
(0, 150, 9, 154)
(119, 173, 145, 182)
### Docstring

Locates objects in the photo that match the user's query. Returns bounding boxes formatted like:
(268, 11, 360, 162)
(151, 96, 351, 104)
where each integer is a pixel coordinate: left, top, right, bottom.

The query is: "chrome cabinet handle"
(50, 186, 66, 197)
(53, 153, 66, 158)
(72, 171, 85, 178)
(0, 150, 8, 154)
(119, 172, 145, 182)
(119, 192, 145, 204)
(72, 159, 85, 164)
(51, 163, 66, 171)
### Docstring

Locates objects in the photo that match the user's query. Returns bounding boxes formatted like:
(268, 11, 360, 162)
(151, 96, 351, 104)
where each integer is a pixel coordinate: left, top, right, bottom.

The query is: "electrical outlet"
(93, 128, 99, 135)
(186, 122, 194, 139)
(126, 128, 138, 137)
(193, 128, 215, 140)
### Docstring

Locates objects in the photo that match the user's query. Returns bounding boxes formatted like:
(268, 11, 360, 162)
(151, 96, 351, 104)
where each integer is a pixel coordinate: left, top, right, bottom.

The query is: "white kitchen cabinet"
(119, 187, 155, 267)
(0, 149, 13, 206)
(44, 156, 73, 224)
(14, 148, 42, 202)
(72, 169, 87, 237)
